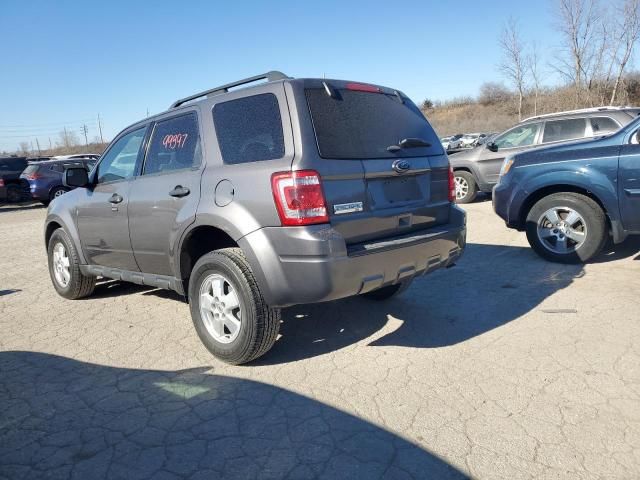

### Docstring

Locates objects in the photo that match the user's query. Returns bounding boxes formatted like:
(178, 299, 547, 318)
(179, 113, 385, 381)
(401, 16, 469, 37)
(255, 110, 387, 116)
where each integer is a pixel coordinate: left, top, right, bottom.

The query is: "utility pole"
(63, 126, 69, 148)
(146, 108, 149, 118)
(36, 138, 41, 157)
(30, 140, 35, 156)
(97, 114, 104, 143)
(48, 137, 52, 152)
(81, 124, 89, 147)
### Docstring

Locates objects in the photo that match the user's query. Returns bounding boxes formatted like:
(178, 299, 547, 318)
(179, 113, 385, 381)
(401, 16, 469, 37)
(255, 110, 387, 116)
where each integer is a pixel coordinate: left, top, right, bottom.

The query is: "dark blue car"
(21, 158, 97, 206)
(493, 116, 640, 263)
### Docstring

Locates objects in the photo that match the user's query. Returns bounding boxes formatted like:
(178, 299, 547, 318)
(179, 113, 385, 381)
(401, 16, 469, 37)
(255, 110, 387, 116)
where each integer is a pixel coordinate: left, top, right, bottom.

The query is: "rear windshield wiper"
(387, 138, 432, 152)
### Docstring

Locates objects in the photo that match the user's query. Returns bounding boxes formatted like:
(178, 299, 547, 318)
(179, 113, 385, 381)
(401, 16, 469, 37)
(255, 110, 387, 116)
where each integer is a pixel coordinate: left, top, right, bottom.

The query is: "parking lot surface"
(1, 201, 640, 479)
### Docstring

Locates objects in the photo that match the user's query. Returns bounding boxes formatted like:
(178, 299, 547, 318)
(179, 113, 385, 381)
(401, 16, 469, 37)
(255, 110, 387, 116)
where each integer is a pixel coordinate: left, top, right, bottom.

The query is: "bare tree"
(611, 0, 640, 104)
(18, 142, 30, 156)
(58, 128, 79, 149)
(553, 0, 603, 104)
(530, 43, 543, 116)
(499, 18, 528, 121)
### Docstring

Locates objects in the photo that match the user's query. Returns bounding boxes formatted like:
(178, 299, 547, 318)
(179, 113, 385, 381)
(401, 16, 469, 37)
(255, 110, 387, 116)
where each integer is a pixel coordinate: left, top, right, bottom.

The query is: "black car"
(0, 157, 29, 203)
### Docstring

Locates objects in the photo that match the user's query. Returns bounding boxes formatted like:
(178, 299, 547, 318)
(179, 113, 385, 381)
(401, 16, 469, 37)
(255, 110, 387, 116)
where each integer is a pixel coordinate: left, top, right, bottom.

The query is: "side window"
(590, 117, 620, 135)
(143, 113, 201, 175)
(95, 128, 146, 184)
(542, 118, 587, 143)
(213, 93, 285, 164)
(493, 123, 540, 149)
(50, 164, 65, 173)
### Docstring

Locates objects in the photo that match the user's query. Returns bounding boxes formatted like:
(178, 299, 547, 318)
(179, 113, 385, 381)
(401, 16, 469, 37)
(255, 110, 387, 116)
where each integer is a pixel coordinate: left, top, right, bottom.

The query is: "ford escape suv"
(45, 71, 466, 364)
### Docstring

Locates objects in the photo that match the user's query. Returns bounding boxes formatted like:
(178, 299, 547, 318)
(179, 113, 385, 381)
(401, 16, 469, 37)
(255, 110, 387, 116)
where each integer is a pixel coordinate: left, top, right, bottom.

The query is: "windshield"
(305, 88, 443, 159)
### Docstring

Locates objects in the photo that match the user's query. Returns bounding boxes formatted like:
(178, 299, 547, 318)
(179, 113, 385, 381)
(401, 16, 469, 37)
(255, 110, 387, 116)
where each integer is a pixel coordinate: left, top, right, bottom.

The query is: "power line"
(0, 117, 96, 129)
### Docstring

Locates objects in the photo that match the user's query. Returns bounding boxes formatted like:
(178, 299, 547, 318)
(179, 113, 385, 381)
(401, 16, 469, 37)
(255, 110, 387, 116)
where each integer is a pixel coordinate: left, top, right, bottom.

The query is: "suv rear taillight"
(271, 170, 329, 226)
(25, 173, 41, 180)
(0, 178, 4, 188)
(448, 166, 456, 203)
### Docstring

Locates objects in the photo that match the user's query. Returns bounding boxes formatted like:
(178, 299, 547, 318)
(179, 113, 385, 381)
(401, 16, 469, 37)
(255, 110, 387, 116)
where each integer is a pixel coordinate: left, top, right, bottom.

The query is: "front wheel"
(47, 228, 96, 299)
(525, 193, 607, 264)
(188, 248, 281, 365)
(454, 171, 478, 204)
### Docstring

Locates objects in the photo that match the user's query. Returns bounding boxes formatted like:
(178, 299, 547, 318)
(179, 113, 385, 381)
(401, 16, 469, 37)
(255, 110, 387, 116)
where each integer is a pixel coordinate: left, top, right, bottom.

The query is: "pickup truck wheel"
(454, 171, 478, 204)
(47, 228, 96, 299)
(363, 279, 412, 300)
(525, 193, 607, 264)
(189, 248, 281, 365)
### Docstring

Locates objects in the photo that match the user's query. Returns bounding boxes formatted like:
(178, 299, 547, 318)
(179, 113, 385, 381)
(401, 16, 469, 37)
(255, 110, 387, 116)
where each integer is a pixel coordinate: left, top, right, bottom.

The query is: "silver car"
(450, 107, 640, 203)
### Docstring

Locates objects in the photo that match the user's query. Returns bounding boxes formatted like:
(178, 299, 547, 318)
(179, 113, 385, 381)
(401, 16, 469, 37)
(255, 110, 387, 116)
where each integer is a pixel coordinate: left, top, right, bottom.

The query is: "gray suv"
(450, 107, 640, 203)
(45, 72, 466, 364)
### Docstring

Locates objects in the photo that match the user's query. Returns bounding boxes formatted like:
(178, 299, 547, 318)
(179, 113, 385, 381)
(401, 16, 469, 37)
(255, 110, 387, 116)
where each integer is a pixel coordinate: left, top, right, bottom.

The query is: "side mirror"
(63, 167, 90, 188)
(486, 142, 499, 152)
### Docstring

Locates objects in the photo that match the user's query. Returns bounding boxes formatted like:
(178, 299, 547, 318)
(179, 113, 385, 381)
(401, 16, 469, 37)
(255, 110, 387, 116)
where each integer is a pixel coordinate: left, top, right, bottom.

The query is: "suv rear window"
(590, 116, 620, 135)
(305, 88, 443, 159)
(22, 165, 40, 175)
(213, 93, 285, 164)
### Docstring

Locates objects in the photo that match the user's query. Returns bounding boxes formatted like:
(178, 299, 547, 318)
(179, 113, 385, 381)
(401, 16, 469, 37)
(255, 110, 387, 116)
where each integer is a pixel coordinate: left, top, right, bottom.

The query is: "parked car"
(441, 134, 464, 151)
(0, 157, 29, 203)
(493, 115, 640, 263)
(45, 71, 467, 365)
(21, 158, 97, 206)
(52, 153, 100, 161)
(450, 107, 640, 203)
(460, 133, 482, 148)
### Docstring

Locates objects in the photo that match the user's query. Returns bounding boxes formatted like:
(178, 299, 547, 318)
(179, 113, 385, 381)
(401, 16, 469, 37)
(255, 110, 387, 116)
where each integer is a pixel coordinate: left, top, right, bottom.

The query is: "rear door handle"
(109, 193, 123, 204)
(169, 185, 190, 198)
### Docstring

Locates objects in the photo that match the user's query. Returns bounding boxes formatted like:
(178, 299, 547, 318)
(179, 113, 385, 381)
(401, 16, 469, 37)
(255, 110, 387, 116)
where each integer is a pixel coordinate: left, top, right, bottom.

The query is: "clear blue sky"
(0, 0, 558, 152)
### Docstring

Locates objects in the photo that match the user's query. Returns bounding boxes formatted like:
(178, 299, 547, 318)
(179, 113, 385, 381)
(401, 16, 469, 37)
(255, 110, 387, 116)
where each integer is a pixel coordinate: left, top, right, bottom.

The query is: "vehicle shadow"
(592, 236, 640, 262)
(0, 289, 21, 297)
(0, 202, 44, 214)
(256, 243, 584, 365)
(0, 351, 466, 480)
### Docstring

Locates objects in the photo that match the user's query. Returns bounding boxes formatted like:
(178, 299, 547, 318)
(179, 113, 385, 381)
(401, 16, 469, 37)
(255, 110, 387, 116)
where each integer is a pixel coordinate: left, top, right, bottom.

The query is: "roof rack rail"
(522, 106, 630, 123)
(170, 71, 291, 108)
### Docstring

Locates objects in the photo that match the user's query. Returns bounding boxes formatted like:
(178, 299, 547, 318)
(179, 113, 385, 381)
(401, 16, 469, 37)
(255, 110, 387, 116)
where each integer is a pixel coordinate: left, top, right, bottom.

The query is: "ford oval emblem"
(392, 159, 411, 174)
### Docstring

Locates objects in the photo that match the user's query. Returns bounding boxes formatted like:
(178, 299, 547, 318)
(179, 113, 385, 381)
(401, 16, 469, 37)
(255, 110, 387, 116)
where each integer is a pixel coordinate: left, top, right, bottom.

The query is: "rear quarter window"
(542, 118, 587, 143)
(590, 116, 620, 135)
(213, 93, 285, 165)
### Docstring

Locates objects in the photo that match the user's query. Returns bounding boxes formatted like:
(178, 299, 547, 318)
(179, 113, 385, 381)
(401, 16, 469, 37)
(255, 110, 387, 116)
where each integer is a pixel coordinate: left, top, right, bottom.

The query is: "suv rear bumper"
(239, 206, 466, 307)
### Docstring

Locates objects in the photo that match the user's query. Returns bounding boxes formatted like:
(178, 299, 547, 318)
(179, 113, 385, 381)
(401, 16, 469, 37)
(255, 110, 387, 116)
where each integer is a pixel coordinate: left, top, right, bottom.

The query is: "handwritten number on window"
(162, 133, 189, 150)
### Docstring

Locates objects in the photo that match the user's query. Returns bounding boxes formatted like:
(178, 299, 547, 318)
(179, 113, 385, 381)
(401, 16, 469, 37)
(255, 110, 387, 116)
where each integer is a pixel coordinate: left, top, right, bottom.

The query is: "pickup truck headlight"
(499, 156, 515, 177)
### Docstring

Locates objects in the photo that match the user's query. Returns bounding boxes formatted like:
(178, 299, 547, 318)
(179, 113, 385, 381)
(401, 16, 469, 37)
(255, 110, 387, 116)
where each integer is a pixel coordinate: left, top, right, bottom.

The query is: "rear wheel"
(6, 186, 21, 203)
(454, 171, 478, 204)
(362, 279, 413, 300)
(50, 187, 69, 201)
(188, 248, 281, 365)
(47, 228, 96, 299)
(525, 193, 607, 264)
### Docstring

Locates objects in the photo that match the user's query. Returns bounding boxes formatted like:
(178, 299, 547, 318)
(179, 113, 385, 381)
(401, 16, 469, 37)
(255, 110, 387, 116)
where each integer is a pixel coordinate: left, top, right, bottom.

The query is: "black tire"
(454, 171, 478, 204)
(47, 228, 96, 299)
(188, 248, 281, 365)
(525, 192, 607, 264)
(362, 279, 413, 300)
(6, 186, 21, 203)
(49, 187, 69, 202)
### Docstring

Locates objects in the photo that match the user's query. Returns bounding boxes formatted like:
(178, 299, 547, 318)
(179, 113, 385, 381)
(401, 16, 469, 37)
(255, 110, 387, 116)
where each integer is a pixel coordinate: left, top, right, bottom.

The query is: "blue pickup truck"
(493, 116, 640, 263)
